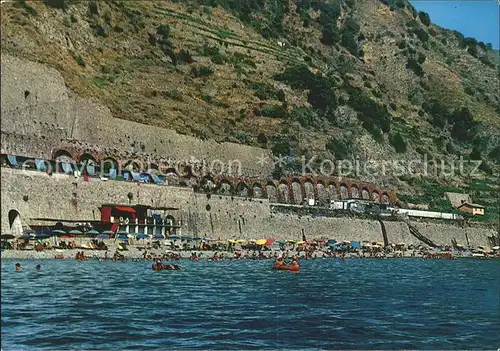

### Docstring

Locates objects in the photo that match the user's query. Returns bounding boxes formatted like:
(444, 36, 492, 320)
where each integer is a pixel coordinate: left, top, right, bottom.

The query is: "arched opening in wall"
(201, 175, 215, 192)
(350, 184, 360, 199)
(361, 188, 371, 200)
(316, 181, 328, 206)
(291, 178, 302, 205)
(372, 191, 380, 203)
(278, 180, 290, 203)
(101, 157, 119, 177)
(53, 149, 74, 174)
(79, 153, 97, 175)
(216, 179, 233, 196)
(382, 192, 390, 204)
(164, 168, 179, 186)
(148, 163, 159, 173)
(252, 183, 264, 198)
(8, 210, 23, 237)
(123, 160, 142, 172)
(303, 178, 315, 202)
(339, 183, 349, 200)
(235, 182, 249, 197)
(327, 182, 338, 202)
(266, 181, 278, 203)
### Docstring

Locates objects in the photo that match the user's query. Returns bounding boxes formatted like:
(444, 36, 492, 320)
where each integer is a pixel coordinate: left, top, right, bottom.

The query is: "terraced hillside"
(1, 0, 499, 217)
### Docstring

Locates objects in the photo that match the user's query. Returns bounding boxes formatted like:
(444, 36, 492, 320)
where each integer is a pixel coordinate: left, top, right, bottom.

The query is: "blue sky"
(410, 1, 499, 49)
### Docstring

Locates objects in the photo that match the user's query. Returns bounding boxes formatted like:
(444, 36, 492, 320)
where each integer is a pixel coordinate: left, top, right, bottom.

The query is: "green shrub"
(321, 24, 340, 46)
(325, 138, 352, 159)
(190, 65, 214, 78)
(389, 132, 407, 153)
(406, 58, 424, 76)
(261, 105, 287, 118)
(418, 11, 431, 26)
(44, 0, 67, 9)
(290, 106, 316, 127)
(345, 84, 391, 140)
(76, 55, 85, 67)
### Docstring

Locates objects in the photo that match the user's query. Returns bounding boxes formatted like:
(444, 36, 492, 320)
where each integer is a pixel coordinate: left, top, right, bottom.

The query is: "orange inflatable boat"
(272, 263, 300, 272)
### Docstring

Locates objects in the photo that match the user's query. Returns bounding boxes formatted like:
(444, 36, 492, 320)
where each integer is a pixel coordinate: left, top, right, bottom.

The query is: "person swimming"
(35, 264, 41, 271)
(15, 263, 22, 272)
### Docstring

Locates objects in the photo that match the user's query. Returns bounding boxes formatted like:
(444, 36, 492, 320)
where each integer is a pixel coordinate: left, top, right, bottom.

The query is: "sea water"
(1, 258, 499, 350)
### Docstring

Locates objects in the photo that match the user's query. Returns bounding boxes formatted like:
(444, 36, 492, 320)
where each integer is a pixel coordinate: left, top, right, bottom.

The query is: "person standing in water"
(15, 263, 22, 271)
(35, 264, 41, 271)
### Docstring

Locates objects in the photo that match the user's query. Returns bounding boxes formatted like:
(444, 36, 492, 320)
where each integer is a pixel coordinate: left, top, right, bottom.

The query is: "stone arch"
(316, 181, 328, 205)
(361, 187, 370, 200)
(303, 178, 315, 201)
(164, 168, 179, 185)
(252, 183, 264, 198)
(101, 157, 119, 175)
(123, 160, 142, 172)
(8, 209, 23, 237)
(53, 149, 73, 162)
(291, 178, 303, 205)
(350, 184, 360, 199)
(278, 180, 290, 203)
(372, 190, 380, 203)
(78, 153, 97, 164)
(381, 192, 390, 204)
(339, 183, 349, 200)
(235, 181, 250, 197)
(201, 175, 216, 192)
(79, 153, 97, 174)
(266, 181, 278, 202)
(148, 162, 159, 173)
(327, 182, 338, 201)
(216, 178, 233, 195)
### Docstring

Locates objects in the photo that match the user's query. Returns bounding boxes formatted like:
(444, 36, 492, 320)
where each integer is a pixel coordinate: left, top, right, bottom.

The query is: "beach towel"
(151, 174, 164, 184)
(35, 159, 47, 171)
(62, 162, 72, 174)
(109, 168, 117, 180)
(86, 163, 95, 175)
(131, 171, 141, 182)
(7, 155, 18, 167)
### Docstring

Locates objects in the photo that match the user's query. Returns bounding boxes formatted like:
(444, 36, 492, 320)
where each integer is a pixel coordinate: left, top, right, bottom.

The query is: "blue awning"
(7, 155, 18, 167)
(35, 159, 47, 171)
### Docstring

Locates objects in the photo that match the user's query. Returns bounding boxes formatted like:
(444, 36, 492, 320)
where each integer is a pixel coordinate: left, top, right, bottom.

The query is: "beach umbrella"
(69, 229, 83, 235)
(21, 234, 35, 240)
(169, 236, 181, 240)
(136, 233, 150, 240)
(51, 230, 66, 236)
(153, 234, 165, 239)
(1, 234, 15, 240)
(193, 237, 202, 241)
(101, 230, 115, 235)
(35, 234, 51, 239)
(87, 229, 99, 236)
(24, 229, 36, 235)
(265, 238, 276, 246)
(256, 239, 267, 246)
(96, 233, 110, 240)
(117, 237, 128, 242)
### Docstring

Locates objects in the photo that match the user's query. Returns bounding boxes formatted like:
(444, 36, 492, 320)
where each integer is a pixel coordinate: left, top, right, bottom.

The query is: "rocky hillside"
(1, 0, 499, 216)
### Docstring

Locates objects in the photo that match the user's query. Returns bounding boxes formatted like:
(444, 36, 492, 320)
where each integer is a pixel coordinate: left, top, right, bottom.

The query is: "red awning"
(114, 206, 136, 213)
